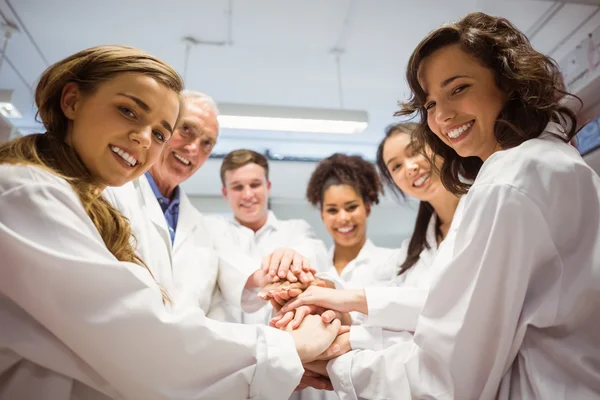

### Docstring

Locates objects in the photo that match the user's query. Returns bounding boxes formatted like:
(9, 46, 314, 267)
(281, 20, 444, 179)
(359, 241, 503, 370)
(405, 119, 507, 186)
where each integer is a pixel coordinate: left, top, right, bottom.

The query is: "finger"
(278, 290, 290, 301)
(321, 310, 338, 323)
(338, 325, 351, 335)
(269, 250, 283, 276)
(299, 376, 329, 391)
(287, 288, 303, 298)
(261, 253, 272, 274)
(272, 292, 287, 307)
(286, 270, 298, 283)
(280, 297, 304, 313)
(277, 250, 294, 278)
(301, 257, 312, 272)
(291, 252, 303, 274)
(275, 311, 295, 328)
(269, 298, 281, 313)
(291, 306, 310, 329)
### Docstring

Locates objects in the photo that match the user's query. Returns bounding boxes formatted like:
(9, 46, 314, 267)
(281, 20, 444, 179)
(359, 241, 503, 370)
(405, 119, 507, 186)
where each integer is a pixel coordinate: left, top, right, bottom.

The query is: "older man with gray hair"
(105, 90, 315, 314)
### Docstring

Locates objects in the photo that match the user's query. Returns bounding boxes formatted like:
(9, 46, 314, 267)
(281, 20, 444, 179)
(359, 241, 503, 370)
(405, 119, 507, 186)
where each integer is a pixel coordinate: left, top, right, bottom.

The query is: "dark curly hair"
(396, 11, 579, 195)
(306, 153, 383, 208)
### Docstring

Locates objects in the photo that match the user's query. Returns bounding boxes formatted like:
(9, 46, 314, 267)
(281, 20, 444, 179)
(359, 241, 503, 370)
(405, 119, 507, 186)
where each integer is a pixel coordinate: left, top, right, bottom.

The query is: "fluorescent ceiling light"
(217, 103, 368, 134)
(0, 89, 21, 119)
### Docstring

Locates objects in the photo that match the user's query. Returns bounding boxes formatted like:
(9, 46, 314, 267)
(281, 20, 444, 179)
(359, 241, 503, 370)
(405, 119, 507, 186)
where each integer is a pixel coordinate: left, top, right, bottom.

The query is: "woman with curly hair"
(302, 12, 600, 399)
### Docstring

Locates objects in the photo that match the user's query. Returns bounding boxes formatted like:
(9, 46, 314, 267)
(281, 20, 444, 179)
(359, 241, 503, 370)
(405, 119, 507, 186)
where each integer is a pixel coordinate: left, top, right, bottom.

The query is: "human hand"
(261, 248, 316, 284)
(288, 314, 341, 363)
(281, 286, 367, 315)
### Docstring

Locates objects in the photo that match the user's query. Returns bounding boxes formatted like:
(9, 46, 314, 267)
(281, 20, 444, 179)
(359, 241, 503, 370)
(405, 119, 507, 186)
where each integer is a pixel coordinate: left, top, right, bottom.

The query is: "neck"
(333, 237, 366, 274)
(237, 212, 269, 233)
(149, 171, 177, 200)
(428, 190, 460, 240)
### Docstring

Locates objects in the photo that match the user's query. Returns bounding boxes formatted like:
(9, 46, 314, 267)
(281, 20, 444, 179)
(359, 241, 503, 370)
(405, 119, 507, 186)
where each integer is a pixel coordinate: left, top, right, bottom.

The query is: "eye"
(452, 84, 469, 95)
(201, 139, 215, 153)
(347, 205, 358, 212)
(232, 185, 243, 191)
(152, 130, 166, 143)
(118, 106, 136, 119)
(326, 208, 337, 214)
(424, 102, 435, 111)
(391, 163, 402, 172)
(250, 182, 262, 189)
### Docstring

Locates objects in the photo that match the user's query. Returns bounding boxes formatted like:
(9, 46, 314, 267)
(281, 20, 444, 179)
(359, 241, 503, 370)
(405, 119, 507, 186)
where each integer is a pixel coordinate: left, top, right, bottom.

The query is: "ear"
(221, 186, 228, 199)
(266, 180, 272, 194)
(60, 82, 82, 121)
(365, 201, 371, 217)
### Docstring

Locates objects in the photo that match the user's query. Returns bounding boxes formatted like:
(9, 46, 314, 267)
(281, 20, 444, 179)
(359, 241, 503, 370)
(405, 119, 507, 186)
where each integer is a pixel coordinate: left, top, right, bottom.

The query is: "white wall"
(183, 158, 419, 248)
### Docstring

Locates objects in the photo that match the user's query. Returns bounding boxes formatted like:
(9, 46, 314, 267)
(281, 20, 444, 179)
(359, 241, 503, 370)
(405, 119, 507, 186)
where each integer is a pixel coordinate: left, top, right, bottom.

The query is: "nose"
(434, 99, 456, 126)
(338, 209, 351, 223)
(405, 158, 419, 178)
(184, 138, 198, 153)
(129, 126, 152, 149)
(241, 185, 253, 199)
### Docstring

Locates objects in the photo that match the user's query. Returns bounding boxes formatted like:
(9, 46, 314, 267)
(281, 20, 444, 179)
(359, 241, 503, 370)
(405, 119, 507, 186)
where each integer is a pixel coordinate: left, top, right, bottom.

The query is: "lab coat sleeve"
(349, 325, 414, 351)
(362, 286, 428, 331)
(327, 184, 557, 400)
(0, 172, 303, 400)
(287, 220, 330, 272)
(217, 250, 265, 313)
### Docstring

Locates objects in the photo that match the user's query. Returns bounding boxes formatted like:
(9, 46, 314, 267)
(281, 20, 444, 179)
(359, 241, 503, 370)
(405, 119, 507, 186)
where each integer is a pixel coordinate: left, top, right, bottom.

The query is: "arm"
(327, 184, 557, 399)
(0, 175, 303, 400)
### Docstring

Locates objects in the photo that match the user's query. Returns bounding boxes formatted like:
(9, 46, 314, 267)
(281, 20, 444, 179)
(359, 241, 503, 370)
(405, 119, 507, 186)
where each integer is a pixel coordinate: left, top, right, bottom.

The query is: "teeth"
(414, 173, 430, 188)
(111, 146, 137, 167)
(173, 152, 191, 166)
(337, 226, 354, 233)
(448, 121, 473, 139)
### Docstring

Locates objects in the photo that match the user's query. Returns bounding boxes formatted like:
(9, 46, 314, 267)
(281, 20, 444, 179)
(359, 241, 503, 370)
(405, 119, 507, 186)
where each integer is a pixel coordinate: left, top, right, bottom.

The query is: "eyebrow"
(117, 92, 174, 134)
(325, 200, 359, 207)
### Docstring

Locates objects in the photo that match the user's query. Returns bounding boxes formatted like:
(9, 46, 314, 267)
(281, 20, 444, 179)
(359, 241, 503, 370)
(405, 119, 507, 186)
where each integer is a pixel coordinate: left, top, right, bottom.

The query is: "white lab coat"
(327, 133, 600, 399)
(205, 211, 330, 325)
(352, 198, 467, 351)
(300, 240, 400, 400)
(0, 164, 303, 400)
(103, 175, 263, 314)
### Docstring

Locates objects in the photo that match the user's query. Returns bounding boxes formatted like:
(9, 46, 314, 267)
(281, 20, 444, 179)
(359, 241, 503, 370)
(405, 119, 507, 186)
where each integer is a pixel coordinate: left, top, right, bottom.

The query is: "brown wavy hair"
(306, 153, 383, 208)
(396, 12, 579, 195)
(376, 123, 440, 274)
(0, 45, 184, 304)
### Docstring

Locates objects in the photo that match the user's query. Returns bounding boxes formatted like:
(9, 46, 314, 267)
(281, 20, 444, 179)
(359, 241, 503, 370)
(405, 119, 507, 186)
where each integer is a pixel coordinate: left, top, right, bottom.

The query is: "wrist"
(350, 289, 368, 314)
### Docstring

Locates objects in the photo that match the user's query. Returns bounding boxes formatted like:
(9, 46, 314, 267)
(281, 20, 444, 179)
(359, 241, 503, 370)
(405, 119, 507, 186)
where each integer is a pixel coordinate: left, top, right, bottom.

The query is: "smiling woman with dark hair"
(306, 12, 600, 400)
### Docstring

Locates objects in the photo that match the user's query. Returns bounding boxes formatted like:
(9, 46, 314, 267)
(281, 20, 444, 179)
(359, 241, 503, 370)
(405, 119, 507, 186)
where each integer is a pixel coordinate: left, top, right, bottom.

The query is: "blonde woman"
(0, 45, 339, 400)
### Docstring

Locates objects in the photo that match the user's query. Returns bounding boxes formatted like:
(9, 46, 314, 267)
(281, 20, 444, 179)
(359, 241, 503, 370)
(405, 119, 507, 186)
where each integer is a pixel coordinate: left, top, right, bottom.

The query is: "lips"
(413, 173, 430, 188)
(110, 145, 139, 167)
(446, 120, 474, 140)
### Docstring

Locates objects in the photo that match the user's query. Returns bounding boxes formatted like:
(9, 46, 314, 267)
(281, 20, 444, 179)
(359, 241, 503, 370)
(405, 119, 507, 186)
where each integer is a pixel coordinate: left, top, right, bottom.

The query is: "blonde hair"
(0, 45, 184, 304)
(220, 149, 269, 186)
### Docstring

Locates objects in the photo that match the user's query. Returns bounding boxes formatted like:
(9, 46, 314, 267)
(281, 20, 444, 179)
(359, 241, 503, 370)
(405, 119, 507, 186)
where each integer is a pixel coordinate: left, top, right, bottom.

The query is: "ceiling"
(2, 0, 600, 161)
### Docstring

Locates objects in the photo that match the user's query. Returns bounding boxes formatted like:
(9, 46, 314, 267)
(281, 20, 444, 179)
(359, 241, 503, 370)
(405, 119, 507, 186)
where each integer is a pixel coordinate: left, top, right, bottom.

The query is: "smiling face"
(320, 184, 369, 249)
(222, 163, 272, 231)
(418, 43, 507, 161)
(61, 72, 180, 188)
(382, 131, 445, 202)
(149, 96, 219, 194)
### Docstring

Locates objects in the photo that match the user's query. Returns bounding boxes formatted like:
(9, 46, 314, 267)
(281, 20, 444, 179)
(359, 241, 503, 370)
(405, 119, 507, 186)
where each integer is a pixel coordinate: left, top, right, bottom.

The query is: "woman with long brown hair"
(0, 45, 340, 400)
(303, 12, 600, 399)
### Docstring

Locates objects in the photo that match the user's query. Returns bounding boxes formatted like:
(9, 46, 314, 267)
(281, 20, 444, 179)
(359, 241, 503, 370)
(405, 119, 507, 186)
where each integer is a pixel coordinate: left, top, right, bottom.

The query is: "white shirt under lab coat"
(327, 133, 600, 399)
(103, 175, 263, 314)
(205, 211, 329, 325)
(0, 164, 303, 400)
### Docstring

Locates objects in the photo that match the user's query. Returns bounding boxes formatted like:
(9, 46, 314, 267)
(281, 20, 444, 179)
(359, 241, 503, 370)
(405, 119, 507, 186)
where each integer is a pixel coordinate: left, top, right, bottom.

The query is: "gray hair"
(182, 90, 220, 116)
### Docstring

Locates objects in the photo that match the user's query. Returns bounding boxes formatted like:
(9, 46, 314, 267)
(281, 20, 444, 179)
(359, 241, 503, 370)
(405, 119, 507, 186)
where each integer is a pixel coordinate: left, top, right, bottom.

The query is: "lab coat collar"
(230, 210, 279, 235)
(328, 239, 377, 278)
(136, 174, 172, 253)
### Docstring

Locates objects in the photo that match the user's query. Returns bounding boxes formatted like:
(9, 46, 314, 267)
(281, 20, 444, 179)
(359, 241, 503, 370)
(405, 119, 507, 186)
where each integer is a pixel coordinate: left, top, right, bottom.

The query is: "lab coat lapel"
(136, 175, 173, 257)
(173, 192, 198, 253)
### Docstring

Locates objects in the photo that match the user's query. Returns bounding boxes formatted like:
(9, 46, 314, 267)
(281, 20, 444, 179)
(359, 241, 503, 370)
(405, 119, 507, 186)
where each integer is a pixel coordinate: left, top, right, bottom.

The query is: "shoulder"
(473, 136, 595, 205)
(0, 163, 71, 194)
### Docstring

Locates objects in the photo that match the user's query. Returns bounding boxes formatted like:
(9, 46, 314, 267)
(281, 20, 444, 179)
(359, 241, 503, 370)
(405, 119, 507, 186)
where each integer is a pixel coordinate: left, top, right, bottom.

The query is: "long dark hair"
(376, 123, 441, 275)
(396, 12, 579, 195)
